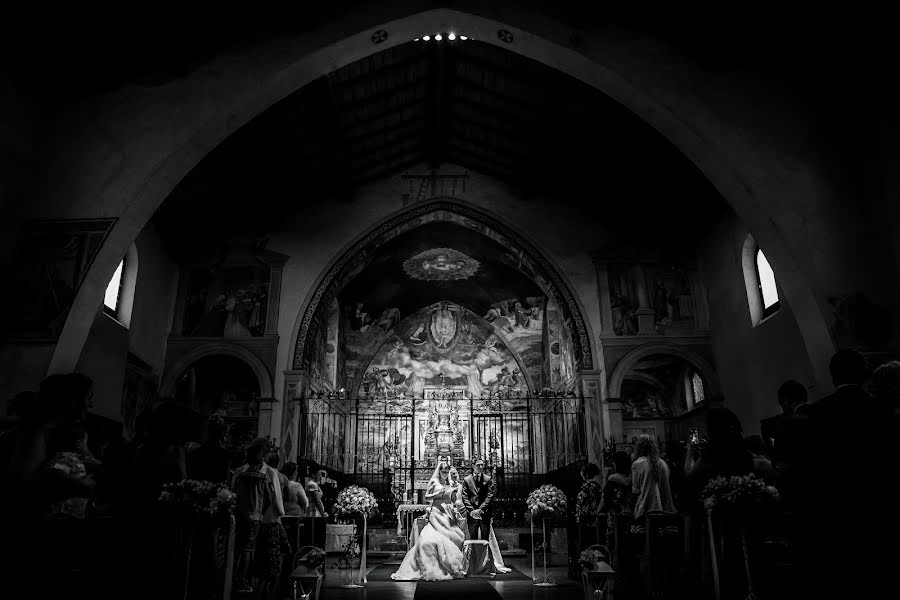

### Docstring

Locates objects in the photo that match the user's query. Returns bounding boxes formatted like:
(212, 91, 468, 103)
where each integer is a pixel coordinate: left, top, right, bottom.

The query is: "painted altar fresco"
(352, 302, 530, 409)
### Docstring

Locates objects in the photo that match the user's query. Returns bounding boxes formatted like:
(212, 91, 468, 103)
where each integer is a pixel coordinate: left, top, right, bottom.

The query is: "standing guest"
(800, 350, 898, 600)
(631, 435, 675, 521)
(188, 415, 231, 483)
(598, 451, 634, 552)
(231, 438, 285, 594)
(43, 421, 93, 520)
(282, 462, 309, 517)
(304, 468, 329, 518)
(684, 408, 754, 507)
(744, 435, 775, 483)
(575, 463, 603, 524)
(872, 360, 900, 410)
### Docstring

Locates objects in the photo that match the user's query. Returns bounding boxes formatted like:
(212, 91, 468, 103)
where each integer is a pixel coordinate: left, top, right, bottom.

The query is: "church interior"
(1, 4, 898, 600)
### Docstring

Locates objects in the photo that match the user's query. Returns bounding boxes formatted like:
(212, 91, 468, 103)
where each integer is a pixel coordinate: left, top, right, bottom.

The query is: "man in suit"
(799, 349, 898, 600)
(462, 459, 495, 540)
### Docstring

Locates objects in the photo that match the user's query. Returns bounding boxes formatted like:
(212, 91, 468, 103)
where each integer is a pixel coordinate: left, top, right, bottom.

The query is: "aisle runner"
(414, 577, 502, 600)
(365, 564, 531, 582)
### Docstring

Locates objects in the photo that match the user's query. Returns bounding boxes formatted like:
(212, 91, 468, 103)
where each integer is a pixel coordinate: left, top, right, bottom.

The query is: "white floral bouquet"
(333, 485, 379, 519)
(158, 479, 236, 517)
(701, 474, 779, 513)
(526, 484, 568, 522)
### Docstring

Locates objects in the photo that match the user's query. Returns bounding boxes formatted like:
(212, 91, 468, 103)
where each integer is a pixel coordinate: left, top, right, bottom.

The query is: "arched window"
(102, 245, 138, 327)
(742, 234, 780, 326)
(755, 248, 780, 318)
(104, 259, 125, 316)
(683, 369, 705, 410)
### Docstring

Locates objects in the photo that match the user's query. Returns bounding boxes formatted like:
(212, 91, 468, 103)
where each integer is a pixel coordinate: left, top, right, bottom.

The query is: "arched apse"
(290, 198, 595, 380)
(159, 343, 273, 399)
(608, 343, 721, 400)
(46, 5, 836, 392)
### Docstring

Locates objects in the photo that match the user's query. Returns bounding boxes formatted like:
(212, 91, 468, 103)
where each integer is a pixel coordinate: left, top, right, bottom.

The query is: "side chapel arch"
(289, 198, 596, 380)
(608, 343, 721, 400)
(160, 343, 274, 399)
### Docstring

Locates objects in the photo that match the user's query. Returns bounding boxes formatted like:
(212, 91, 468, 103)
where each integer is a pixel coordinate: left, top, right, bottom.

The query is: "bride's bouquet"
(158, 479, 236, 517)
(526, 484, 568, 522)
(333, 485, 379, 520)
(702, 473, 779, 513)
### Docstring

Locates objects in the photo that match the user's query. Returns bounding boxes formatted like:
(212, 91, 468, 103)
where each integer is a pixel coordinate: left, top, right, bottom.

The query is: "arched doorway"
(170, 354, 261, 417)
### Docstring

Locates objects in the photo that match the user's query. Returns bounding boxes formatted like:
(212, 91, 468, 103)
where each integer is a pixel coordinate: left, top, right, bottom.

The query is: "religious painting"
(607, 263, 638, 336)
(547, 299, 576, 392)
(624, 426, 659, 444)
(183, 264, 269, 337)
(621, 354, 696, 418)
(402, 247, 480, 281)
(643, 264, 695, 333)
(355, 302, 529, 405)
(7, 219, 115, 339)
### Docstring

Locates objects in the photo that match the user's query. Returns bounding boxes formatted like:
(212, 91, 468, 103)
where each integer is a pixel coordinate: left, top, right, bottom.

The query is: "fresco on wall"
(644, 264, 694, 333)
(351, 302, 529, 407)
(547, 299, 576, 392)
(621, 354, 698, 418)
(184, 265, 269, 337)
(306, 306, 332, 390)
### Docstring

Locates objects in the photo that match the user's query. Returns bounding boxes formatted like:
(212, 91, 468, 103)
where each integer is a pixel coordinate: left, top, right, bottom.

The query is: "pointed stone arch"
(289, 198, 596, 377)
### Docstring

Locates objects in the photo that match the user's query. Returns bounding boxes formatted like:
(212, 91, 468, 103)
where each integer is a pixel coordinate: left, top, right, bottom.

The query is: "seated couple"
(391, 459, 511, 581)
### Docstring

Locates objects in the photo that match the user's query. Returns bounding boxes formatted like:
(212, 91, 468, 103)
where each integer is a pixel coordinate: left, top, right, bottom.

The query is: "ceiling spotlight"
(415, 38, 420, 41)
(460, 35, 468, 40)
(448, 33, 456, 40)
(423, 35, 430, 41)
(435, 34, 442, 41)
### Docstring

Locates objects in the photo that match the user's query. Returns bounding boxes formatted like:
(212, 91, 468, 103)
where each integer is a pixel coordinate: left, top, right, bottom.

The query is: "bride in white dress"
(392, 462, 467, 581)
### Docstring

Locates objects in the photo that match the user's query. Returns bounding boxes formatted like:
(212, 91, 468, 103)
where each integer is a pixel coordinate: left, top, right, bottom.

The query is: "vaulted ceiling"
(152, 37, 723, 252)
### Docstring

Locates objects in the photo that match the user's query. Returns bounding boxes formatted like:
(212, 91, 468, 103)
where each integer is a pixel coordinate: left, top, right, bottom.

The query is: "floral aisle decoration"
(701, 474, 779, 513)
(158, 479, 236, 517)
(526, 484, 568, 587)
(701, 474, 779, 600)
(333, 485, 379, 520)
(578, 547, 611, 571)
(332, 485, 378, 588)
(526, 484, 568, 522)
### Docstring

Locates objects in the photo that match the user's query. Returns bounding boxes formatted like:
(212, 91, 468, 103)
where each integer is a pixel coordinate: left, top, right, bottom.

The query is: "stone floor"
(283, 556, 581, 600)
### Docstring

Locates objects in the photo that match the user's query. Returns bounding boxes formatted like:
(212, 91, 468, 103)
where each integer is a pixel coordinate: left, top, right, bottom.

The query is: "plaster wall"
(265, 163, 607, 439)
(129, 225, 179, 370)
(75, 312, 128, 421)
(699, 210, 816, 435)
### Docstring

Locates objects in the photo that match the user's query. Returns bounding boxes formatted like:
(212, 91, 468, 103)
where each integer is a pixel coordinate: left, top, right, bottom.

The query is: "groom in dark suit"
(462, 459, 495, 540)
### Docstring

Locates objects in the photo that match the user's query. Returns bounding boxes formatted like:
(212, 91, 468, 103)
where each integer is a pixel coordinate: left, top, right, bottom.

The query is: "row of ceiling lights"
(415, 33, 469, 41)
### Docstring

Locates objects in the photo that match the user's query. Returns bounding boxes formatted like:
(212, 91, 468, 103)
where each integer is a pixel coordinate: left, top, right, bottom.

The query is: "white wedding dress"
(392, 479, 467, 581)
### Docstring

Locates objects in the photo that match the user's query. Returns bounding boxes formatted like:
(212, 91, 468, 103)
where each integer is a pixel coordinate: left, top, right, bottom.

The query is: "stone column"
(607, 399, 624, 444)
(631, 264, 656, 334)
(595, 260, 613, 334)
(579, 371, 605, 466)
(265, 262, 286, 336)
(280, 370, 308, 463)
(257, 398, 274, 439)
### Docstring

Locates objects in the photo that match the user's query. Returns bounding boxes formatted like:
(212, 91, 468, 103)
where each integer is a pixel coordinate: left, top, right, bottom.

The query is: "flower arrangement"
(578, 547, 610, 570)
(701, 474, 779, 512)
(526, 484, 568, 522)
(333, 485, 379, 519)
(158, 479, 236, 517)
(684, 427, 709, 459)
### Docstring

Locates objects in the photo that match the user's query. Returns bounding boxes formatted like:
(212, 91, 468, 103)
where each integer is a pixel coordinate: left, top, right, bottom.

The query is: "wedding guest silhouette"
(462, 459, 495, 540)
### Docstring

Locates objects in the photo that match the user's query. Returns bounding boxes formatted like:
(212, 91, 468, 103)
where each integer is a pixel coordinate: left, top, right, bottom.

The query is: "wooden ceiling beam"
(425, 37, 450, 168)
(320, 74, 356, 203)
